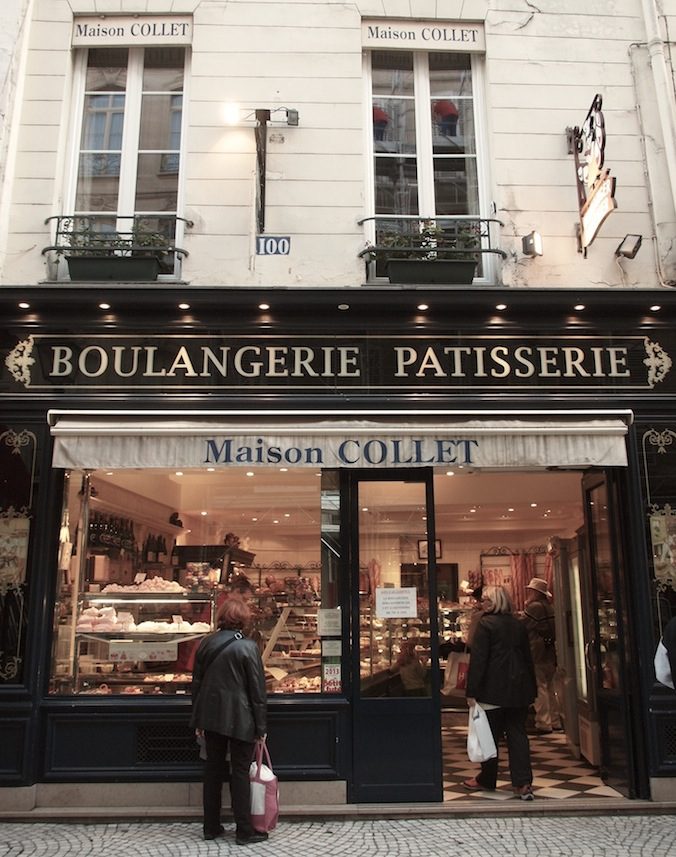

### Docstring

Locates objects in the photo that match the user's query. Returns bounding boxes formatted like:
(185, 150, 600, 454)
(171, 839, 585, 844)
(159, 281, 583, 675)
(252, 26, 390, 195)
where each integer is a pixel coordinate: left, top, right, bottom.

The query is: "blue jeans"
(203, 731, 255, 836)
(475, 706, 532, 789)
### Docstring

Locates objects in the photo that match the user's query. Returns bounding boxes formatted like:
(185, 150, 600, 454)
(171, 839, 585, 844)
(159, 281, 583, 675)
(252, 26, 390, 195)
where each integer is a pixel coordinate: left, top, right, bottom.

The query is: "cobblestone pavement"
(1, 816, 674, 857)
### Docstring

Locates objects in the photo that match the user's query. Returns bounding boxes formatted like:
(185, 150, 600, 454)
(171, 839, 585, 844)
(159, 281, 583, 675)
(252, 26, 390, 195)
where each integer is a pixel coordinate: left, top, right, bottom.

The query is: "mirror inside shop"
(50, 466, 587, 698)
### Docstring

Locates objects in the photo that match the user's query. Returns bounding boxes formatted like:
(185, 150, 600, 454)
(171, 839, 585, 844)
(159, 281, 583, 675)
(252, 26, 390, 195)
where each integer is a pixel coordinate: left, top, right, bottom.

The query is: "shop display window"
(49, 467, 342, 696)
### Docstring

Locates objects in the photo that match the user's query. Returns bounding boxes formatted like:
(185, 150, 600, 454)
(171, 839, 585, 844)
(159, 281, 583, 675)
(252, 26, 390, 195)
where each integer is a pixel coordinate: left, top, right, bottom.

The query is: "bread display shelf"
(76, 631, 206, 642)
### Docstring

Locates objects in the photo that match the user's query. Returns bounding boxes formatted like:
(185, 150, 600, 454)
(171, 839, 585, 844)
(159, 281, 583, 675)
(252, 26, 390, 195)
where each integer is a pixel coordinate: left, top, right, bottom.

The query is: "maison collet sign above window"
(1, 333, 672, 393)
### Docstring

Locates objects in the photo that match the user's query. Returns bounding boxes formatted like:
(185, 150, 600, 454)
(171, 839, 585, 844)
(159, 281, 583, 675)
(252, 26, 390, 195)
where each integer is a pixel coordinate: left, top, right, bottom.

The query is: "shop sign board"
(568, 94, 617, 250)
(1, 333, 672, 393)
(72, 16, 192, 46)
(362, 19, 485, 52)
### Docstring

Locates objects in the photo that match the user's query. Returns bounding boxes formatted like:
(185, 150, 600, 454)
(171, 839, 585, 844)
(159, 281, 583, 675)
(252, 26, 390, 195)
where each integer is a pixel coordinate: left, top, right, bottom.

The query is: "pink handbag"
(249, 738, 279, 832)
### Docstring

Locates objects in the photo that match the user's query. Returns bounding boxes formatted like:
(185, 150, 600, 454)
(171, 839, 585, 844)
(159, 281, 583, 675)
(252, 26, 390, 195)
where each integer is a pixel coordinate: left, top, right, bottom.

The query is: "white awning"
(49, 410, 630, 470)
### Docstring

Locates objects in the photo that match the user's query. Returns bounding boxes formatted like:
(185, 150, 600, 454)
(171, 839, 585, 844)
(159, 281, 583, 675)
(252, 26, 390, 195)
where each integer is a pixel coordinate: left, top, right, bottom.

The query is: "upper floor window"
(70, 46, 186, 275)
(365, 49, 496, 283)
(371, 50, 478, 217)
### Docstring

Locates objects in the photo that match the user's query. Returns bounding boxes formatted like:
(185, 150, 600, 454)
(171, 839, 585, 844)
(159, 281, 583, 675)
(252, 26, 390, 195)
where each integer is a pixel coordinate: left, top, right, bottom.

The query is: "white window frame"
(362, 49, 494, 284)
(65, 46, 190, 277)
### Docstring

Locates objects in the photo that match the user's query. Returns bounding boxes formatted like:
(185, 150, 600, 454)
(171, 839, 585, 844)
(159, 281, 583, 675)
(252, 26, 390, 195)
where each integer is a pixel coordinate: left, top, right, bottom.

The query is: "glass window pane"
(433, 156, 479, 216)
(0, 425, 39, 688)
(372, 97, 415, 152)
(75, 154, 120, 211)
(85, 48, 128, 91)
(358, 482, 431, 698)
(374, 156, 419, 215)
(139, 94, 181, 150)
(429, 52, 472, 98)
(49, 468, 333, 697)
(81, 94, 125, 150)
(135, 153, 178, 212)
(142, 47, 185, 91)
(372, 50, 414, 96)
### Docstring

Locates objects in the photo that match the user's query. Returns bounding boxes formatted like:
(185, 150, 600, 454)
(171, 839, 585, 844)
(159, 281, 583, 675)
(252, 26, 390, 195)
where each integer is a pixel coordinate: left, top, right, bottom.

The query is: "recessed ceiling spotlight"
(246, 471, 254, 477)
(280, 467, 288, 472)
(206, 467, 215, 472)
(18, 302, 30, 309)
(106, 472, 114, 476)
(252, 517, 258, 522)
(175, 471, 183, 476)
(417, 303, 429, 311)
(573, 303, 585, 311)
(446, 471, 455, 476)
(362, 507, 369, 512)
(508, 507, 515, 512)
(495, 303, 507, 311)
(284, 513, 290, 518)
(259, 303, 270, 310)
(200, 511, 208, 516)
(99, 302, 111, 310)
(178, 302, 190, 310)
(338, 303, 350, 311)
(650, 305, 661, 312)
(273, 519, 279, 524)
(530, 502, 538, 508)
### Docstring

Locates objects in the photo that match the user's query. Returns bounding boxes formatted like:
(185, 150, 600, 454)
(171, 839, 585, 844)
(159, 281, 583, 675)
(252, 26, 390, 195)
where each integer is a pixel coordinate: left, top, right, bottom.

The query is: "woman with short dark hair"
(462, 585, 537, 800)
(191, 595, 268, 843)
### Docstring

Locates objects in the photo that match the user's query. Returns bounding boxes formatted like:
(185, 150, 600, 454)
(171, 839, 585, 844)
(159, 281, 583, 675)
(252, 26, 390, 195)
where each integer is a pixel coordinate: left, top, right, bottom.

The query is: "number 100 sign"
(256, 236, 291, 255)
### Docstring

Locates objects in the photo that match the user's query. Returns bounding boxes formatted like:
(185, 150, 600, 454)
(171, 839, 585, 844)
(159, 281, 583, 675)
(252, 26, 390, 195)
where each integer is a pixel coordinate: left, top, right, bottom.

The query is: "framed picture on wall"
(417, 539, 442, 560)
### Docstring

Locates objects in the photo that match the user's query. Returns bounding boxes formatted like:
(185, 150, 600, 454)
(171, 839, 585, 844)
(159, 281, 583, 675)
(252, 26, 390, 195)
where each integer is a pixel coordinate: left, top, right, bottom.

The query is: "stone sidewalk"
(1, 816, 674, 857)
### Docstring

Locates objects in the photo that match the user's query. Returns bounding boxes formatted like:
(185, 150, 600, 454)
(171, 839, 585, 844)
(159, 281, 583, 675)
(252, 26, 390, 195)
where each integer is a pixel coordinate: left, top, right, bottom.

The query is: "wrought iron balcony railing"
(358, 216, 506, 283)
(42, 214, 191, 280)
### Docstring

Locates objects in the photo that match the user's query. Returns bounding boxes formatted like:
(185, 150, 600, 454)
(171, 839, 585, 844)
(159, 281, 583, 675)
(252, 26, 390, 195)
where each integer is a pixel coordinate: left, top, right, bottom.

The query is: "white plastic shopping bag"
(654, 640, 674, 689)
(249, 738, 279, 832)
(467, 704, 497, 763)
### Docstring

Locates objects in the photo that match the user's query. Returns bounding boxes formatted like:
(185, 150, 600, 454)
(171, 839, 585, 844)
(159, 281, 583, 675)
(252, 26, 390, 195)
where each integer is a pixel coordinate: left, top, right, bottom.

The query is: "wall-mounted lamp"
(521, 230, 543, 257)
(221, 104, 300, 126)
(615, 233, 642, 259)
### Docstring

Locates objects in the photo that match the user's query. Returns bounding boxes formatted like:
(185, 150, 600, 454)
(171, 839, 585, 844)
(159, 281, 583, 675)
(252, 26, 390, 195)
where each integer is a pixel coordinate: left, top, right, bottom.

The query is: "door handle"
(585, 639, 596, 672)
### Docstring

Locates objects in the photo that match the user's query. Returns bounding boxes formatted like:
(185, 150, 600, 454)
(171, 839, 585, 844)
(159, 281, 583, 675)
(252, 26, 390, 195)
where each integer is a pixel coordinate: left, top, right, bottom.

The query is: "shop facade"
(0, 285, 675, 808)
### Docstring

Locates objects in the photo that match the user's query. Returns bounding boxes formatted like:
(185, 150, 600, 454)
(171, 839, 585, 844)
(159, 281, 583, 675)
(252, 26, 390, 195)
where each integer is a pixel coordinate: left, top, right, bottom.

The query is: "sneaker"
(236, 831, 269, 845)
(514, 784, 534, 801)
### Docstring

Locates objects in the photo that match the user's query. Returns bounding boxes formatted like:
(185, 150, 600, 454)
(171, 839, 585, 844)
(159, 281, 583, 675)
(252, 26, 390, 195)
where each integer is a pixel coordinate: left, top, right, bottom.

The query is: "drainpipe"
(641, 0, 676, 216)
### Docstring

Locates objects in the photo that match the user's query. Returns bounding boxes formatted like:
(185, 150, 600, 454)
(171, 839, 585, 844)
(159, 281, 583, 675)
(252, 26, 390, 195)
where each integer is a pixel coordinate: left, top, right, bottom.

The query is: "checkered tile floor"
(441, 709, 623, 801)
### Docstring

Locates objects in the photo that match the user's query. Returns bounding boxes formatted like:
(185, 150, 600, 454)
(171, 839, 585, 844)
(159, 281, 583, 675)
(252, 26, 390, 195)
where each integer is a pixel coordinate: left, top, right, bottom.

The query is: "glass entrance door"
(582, 471, 635, 796)
(349, 470, 442, 802)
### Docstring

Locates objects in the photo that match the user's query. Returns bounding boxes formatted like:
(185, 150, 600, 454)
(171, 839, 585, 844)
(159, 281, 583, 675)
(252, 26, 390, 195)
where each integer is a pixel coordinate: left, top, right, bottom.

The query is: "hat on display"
(526, 577, 552, 598)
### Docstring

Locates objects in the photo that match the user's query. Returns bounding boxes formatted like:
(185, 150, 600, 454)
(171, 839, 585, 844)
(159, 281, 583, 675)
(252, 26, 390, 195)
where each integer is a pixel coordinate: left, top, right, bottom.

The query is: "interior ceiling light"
(417, 303, 429, 311)
(19, 302, 30, 309)
(178, 302, 190, 310)
(338, 303, 350, 310)
(495, 303, 507, 311)
(99, 302, 111, 310)
(259, 303, 270, 310)
(650, 305, 661, 312)
(573, 303, 585, 311)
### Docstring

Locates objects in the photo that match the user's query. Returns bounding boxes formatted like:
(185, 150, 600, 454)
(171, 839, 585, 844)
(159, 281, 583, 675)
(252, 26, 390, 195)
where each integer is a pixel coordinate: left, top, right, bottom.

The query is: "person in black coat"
(191, 595, 268, 844)
(462, 585, 537, 800)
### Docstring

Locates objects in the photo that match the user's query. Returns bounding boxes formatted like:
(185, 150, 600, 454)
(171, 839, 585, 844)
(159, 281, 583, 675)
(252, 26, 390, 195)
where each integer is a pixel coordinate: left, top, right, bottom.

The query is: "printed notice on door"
(375, 587, 417, 618)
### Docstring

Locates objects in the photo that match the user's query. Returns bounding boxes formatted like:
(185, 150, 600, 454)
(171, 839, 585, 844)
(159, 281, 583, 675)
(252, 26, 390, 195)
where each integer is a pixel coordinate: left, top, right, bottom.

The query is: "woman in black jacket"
(191, 595, 268, 843)
(462, 585, 537, 800)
